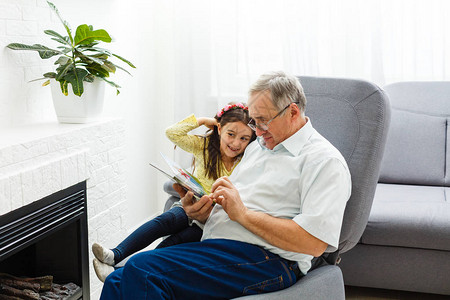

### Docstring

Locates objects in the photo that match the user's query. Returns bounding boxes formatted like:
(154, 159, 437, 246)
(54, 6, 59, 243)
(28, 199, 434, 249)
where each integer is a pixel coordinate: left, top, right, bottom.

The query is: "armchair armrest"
(163, 180, 181, 198)
(163, 180, 181, 212)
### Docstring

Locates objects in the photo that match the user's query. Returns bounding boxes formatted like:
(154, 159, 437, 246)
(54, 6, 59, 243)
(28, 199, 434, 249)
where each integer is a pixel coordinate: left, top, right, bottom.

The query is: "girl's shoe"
(92, 242, 115, 266)
(93, 258, 114, 282)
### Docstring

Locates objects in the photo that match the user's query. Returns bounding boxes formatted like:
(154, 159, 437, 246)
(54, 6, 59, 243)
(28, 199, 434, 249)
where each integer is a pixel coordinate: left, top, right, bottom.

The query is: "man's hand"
(210, 177, 248, 223)
(208, 180, 328, 257)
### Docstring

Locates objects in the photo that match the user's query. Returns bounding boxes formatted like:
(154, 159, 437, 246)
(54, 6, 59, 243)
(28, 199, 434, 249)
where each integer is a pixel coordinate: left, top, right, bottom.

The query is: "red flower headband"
(216, 103, 248, 118)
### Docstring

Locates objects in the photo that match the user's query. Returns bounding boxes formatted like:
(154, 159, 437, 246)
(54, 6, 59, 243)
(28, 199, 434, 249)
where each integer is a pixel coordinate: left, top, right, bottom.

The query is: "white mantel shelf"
(0, 118, 129, 298)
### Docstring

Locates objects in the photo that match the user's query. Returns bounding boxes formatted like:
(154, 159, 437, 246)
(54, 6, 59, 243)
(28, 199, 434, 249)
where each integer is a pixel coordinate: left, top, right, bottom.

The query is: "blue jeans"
(112, 207, 202, 264)
(100, 239, 298, 299)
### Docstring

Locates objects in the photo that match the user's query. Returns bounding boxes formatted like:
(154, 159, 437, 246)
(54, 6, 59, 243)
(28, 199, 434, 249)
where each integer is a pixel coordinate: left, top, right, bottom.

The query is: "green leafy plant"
(7, 1, 135, 96)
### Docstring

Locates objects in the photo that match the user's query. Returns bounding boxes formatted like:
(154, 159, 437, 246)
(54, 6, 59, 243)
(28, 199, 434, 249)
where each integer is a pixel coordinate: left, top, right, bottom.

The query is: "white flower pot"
(50, 79, 105, 124)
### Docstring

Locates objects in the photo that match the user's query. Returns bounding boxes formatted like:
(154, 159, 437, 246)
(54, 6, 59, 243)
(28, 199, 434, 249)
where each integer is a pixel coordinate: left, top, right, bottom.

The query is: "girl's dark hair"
(202, 103, 256, 180)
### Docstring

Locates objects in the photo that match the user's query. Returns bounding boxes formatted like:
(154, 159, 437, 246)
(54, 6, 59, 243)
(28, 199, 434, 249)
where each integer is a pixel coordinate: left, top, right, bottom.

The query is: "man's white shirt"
(202, 119, 351, 274)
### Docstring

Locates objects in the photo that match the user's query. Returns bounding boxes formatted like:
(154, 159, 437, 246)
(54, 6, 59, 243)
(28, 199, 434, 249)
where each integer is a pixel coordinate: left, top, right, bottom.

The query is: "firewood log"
(0, 293, 23, 300)
(0, 284, 39, 300)
(0, 273, 53, 292)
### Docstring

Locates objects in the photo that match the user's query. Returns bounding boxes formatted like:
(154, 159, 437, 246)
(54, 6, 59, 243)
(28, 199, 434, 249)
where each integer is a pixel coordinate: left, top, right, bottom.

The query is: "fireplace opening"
(0, 181, 89, 299)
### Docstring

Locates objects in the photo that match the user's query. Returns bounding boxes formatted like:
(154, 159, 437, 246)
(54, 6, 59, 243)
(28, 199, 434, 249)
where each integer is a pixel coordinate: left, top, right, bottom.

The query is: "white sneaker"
(93, 258, 114, 282)
(92, 243, 115, 266)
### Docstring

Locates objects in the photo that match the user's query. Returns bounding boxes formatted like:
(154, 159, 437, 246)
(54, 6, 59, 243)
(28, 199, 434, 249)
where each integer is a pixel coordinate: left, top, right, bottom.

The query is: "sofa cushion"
(378, 109, 447, 186)
(447, 126, 450, 185)
(361, 183, 450, 251)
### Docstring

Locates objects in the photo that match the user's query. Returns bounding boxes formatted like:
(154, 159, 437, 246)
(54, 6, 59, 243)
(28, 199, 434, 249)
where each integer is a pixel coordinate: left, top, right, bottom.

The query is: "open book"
(149, 153, 207, 200)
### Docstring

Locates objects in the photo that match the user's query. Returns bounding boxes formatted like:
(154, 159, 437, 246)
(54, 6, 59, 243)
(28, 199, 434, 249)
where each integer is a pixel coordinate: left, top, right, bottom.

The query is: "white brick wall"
(0, 4, 22, 20)
(0, 1, 72, 127)
(0, 118, 128, 299)
(1, 2, 170, 297)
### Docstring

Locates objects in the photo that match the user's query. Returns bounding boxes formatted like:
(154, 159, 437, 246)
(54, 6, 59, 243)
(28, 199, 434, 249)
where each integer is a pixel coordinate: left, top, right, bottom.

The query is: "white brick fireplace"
(0, 118, 129, 299)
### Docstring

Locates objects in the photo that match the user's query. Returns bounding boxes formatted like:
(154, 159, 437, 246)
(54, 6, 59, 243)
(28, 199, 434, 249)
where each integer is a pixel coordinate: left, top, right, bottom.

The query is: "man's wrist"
(236, 207, 251, 225)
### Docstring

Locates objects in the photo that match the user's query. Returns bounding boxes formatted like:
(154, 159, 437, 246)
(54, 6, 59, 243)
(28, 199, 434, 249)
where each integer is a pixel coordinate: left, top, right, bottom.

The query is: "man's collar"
(258, 118, 314, 155)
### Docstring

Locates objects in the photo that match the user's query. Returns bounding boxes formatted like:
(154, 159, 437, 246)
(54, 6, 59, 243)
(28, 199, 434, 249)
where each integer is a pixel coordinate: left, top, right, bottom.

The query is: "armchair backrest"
(380, 81, 450, 187)
(300, 76, 390, 254)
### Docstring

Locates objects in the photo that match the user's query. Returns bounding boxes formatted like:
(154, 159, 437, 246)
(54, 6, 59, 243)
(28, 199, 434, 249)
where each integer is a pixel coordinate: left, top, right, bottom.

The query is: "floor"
(345, 286, 449, 300)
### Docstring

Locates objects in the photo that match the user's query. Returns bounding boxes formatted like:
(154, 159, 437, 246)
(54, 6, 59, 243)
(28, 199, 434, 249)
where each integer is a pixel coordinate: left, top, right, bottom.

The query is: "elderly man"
(100, 71, 351, 299)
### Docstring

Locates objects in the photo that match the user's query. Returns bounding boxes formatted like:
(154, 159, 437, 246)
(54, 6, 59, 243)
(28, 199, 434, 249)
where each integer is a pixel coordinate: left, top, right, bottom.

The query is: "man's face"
(248, 91, 292, 150)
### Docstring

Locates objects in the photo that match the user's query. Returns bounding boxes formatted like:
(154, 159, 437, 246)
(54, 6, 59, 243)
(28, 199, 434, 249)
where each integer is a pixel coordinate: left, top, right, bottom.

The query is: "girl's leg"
(95, 222, 202, 282)
(112, 206, 189, 263)
(155, 224, 203, 249)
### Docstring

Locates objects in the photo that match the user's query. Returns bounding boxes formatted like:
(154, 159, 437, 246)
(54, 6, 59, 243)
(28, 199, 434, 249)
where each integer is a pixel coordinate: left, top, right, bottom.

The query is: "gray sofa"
(338, 81, 450, 296)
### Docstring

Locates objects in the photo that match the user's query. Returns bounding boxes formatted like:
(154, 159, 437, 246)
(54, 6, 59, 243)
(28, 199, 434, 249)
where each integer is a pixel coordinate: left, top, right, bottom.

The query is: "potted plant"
(6, 1, 135, 123)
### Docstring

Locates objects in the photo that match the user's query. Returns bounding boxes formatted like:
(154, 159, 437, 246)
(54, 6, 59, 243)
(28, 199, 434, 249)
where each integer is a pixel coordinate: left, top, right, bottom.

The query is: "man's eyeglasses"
(248, 102, 294, 131)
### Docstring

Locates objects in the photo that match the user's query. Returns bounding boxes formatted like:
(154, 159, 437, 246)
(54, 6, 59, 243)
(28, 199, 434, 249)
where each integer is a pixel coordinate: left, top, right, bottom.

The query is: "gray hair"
(249, 71, 307, 114)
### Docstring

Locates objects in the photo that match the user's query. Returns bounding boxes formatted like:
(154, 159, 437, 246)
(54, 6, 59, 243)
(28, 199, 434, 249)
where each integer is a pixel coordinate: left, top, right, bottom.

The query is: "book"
(149, 153, 207, 200)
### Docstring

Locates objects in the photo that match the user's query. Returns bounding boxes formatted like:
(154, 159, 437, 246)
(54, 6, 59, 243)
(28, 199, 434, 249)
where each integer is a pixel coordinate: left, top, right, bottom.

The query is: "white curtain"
(163, 0, 450, 116)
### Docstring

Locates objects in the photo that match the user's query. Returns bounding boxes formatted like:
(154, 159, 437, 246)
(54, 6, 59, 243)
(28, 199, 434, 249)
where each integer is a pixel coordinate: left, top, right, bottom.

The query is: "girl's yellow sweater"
(165, 114, 239, 193)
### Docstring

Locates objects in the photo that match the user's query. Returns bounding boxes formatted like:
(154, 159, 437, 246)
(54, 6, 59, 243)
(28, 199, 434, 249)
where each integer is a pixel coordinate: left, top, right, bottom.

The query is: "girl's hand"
(172, 183, 187, 198)
(181, 191, 214, 224)
(197, 117, 218, 130)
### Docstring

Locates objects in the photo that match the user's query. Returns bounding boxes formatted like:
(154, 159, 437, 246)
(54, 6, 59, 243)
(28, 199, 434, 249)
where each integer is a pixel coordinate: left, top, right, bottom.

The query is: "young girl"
(93, 103, 256, 282)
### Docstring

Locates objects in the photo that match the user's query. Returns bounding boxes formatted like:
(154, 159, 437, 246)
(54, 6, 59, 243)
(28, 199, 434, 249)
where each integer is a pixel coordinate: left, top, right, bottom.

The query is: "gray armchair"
(164, 76, 391, 299)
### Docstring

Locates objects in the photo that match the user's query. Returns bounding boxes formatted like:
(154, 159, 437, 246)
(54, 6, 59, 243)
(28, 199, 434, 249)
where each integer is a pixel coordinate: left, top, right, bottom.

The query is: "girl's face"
(218, 121, 253, 160)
